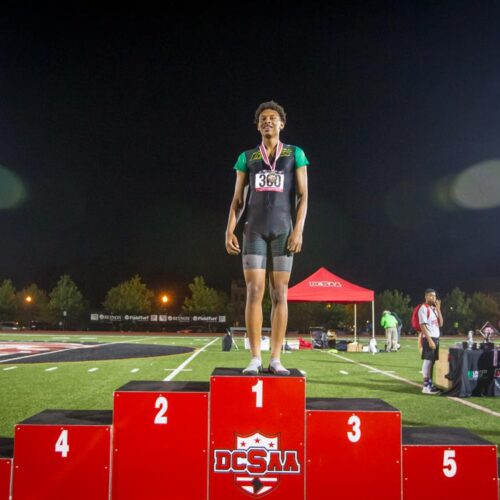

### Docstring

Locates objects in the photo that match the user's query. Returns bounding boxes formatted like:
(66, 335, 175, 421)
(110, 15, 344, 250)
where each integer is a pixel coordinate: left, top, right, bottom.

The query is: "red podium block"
(209, 368, 305, 499)
(0, 438, 13, 500)
(306, 398, 402, 500)
(112, 380, 209, 500)
(12, 410, 112, 500)
(402, 427, 498, 500)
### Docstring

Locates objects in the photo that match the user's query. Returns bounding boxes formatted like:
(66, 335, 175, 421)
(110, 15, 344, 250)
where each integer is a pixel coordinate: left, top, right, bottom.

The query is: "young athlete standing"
(225, 101, 309, 375)
(418, 289, 444, 394)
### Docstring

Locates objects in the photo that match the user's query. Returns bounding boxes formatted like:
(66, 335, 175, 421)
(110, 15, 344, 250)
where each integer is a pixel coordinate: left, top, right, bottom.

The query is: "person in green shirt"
(225, 101, 309, 375)
(380, 310, 398, 352)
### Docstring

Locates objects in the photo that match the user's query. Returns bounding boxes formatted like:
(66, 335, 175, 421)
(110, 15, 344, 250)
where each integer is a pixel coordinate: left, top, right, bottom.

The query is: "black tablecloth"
(442, 347, 499, 397)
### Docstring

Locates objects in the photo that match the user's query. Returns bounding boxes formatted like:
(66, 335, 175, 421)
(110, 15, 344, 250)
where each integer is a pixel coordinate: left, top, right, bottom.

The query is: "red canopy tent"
(287, 267, 375, 341)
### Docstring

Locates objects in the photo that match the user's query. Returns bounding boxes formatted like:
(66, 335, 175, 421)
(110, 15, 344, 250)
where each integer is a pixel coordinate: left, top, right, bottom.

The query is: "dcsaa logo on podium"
(213, 431, 301, 496)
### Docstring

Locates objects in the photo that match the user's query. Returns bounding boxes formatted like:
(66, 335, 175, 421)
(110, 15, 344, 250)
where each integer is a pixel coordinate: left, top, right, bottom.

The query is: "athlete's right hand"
(428, 339, 436, 350)
(225, 233, 240, 255)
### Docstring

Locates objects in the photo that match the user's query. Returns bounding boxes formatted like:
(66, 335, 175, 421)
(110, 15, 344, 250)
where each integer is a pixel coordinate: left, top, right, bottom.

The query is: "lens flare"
(0, 165, 27, 209)
(451, 160, 500, 210)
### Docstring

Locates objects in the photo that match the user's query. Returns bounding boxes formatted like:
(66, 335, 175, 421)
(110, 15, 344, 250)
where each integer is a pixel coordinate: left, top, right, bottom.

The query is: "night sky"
(2, 3, 500, 307)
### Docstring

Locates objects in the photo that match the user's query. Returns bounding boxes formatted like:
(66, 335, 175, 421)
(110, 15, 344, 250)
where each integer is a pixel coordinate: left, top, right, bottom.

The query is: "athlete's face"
(425, 292, 437, 305)
(257, 109, 284, 139)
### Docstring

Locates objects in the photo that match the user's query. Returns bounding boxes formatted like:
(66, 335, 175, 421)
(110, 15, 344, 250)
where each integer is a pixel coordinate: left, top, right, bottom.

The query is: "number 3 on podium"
(347, 415, 361, 443)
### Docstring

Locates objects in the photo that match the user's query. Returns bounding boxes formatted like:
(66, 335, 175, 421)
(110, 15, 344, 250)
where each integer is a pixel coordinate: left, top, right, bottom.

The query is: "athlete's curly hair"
(254, 101, 287, 124)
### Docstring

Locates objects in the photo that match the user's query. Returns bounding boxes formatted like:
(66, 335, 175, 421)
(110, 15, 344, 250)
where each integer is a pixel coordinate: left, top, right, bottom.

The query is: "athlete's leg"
(242, 225, 268, 371)
(268, 270, 291, 360)
(267, 229, 293, 374)
(243, 268, 266, 359)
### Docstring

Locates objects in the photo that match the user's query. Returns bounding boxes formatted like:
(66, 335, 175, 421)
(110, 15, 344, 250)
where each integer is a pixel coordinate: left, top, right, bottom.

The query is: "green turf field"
(1, 333, 499, 455)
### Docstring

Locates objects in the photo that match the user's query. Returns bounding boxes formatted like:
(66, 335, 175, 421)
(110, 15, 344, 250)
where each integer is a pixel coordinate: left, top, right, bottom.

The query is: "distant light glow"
(25, 296, 33, 303)
(451, 160, 500, 210)
(0, 165, 27, 209)
(161, 294, 169, 304)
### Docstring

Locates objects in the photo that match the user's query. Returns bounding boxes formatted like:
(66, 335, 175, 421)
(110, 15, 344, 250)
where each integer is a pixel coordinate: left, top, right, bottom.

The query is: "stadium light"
(25, 295, 33, 303)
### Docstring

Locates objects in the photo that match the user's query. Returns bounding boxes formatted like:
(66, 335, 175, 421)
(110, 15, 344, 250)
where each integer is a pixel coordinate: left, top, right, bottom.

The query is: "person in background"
(391, 310, 403, 350)
(418, 289, 443, 395)
(380, 310, 398, 352)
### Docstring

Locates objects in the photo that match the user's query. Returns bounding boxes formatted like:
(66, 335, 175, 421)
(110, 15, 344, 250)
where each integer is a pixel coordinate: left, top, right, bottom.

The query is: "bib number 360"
(256, 171, 284, 192)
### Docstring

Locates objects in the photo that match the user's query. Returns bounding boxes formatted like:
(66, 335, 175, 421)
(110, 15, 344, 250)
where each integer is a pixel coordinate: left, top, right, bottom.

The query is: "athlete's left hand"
(287, 231, 303, 254)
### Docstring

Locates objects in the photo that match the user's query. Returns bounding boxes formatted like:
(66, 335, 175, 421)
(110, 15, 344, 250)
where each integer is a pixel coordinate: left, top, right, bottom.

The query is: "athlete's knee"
(270, 283, 288, 306)
(246, 282, 265, 303)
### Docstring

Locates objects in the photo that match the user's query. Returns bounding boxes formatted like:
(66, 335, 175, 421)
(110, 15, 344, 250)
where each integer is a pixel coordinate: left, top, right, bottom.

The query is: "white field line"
(130, 368, 140, 373)
(3, 366, 17, 371)
(163, 337, 219, 381)
(0, 337, 151, 364)
(164, 368, 192, 372)
(324, 351, 500, 418)
(88, 368, 99, 372)
(45, 367, 58, 372)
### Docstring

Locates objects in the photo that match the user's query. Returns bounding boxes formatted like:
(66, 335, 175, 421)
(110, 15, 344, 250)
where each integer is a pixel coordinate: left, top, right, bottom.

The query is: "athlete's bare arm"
(287, 166, 308, 253)
(435, 299, 443, 327)
(225, 170, 248, 255)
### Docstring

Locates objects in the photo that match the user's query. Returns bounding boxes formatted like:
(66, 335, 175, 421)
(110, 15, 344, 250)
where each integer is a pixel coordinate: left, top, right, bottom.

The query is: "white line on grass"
(45, 367, 58, 372)
(130, 368, 140, 373)
(163, 368, 192, 372)
(88, 368, 99, 372)
(3, 366, 17, 371)
(163, 337, 219, 381)
(324, 351, 500, 418)
(339, 370, 349, 375)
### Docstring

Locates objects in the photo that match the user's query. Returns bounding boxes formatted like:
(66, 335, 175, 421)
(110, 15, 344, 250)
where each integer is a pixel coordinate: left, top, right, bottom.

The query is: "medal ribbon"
(259, 141, 283, 171)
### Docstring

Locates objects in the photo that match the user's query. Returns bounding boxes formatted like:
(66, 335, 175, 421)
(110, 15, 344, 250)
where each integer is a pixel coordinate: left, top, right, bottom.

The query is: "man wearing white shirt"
(418, 288, 443, 394)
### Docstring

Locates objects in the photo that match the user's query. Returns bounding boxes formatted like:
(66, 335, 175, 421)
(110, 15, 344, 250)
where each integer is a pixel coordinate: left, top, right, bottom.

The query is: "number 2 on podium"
(155, 396, 168, 424)
(252, 380, 263, 408)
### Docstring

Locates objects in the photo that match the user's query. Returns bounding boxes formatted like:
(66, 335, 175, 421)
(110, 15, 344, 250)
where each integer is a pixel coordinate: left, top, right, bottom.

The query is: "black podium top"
(116, 380, 209, 393)
(403, 427, 494, 446)
(306, 398, 400, 412)
(19, 409, 113, 426)
(211, 367, 304, 378)
(0, 437, 14, 458)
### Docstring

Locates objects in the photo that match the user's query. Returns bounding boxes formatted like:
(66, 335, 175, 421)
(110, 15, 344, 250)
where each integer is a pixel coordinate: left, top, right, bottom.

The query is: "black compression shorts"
(242, 223, 293, 272)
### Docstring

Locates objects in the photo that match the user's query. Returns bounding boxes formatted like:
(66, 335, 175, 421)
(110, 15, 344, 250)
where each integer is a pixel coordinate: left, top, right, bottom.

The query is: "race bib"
(255, 170, 284, 192)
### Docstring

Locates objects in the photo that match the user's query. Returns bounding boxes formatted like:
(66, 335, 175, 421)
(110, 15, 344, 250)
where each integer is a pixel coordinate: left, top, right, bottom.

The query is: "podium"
(112, 380, 210, 500)
(0, 438, 13, 500)
(402, 427, 498, 500)
(6, 365, 500, 499)
(209, 368, 305, 499)
(12, 410, 112, 500)
(306, 398, 402, 499)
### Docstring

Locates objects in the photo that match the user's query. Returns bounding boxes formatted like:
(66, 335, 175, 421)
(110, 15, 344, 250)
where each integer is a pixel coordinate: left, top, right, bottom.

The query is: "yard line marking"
(324, 351, 500, 418)
(163, 337, 219, 381)
(45, 367, 58, 372)
(339, 370, 349, 375)
(88, 368, 99, 372)
(3, 366, 17, 371)
(447, 397, 500, 417)
(130, 368, 140, 373)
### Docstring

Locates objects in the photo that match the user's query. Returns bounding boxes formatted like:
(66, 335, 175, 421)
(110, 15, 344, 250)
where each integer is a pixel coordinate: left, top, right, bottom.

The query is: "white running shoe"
(269, 359, 290, 376)
(422, 385, 439, 395)
(242, 357, 262, 375)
